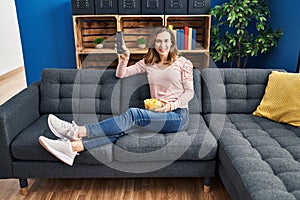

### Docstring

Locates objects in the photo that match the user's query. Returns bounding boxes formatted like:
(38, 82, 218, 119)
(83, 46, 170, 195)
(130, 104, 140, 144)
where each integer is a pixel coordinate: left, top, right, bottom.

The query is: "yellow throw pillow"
(253, 71, 300, 127)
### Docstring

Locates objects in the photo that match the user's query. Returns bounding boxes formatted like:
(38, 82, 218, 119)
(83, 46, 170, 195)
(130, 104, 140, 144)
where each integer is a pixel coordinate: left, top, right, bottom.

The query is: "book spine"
(180, 29, 184, 50)
(184, 26, 189, 50)
(176, 30, 180, 50)
(177, 29, 183, 50)
(188, 27, 192, 50)
(168, 24, 177, 43)
(173, 29, 177, 43)
(192, 29, 196, 50)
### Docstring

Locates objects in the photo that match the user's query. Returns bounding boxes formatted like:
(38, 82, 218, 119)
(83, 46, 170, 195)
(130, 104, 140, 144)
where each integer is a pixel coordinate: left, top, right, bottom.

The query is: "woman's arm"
(116, 60, 147, 78)
(115, 44, 146, 78)
(169, 60, 195, 111)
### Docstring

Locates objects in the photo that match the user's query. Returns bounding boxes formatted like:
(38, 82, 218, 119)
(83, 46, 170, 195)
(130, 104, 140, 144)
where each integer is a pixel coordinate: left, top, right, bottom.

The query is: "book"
(184, 26, 189, 50)
(180, 29, 185, 50)
(192, 29, 196, 50)
(176, 29, 180, 49)
(188, 27, 193, 50)
(168, 24, 177, 43)
(176, 29, 184, 50)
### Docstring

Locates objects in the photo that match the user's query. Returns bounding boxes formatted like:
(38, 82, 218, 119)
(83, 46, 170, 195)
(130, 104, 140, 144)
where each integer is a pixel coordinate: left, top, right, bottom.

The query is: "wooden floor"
(0, 68, 231, 200)
(0, 66, 27, 105)
(0, 178, 231, 200)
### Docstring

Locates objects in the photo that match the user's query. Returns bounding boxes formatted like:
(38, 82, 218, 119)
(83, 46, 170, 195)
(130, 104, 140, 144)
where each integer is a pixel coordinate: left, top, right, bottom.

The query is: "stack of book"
(169, 25, 196, 50)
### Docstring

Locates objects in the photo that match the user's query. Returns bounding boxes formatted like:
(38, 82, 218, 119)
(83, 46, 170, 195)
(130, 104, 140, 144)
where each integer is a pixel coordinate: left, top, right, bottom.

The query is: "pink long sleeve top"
(116, 56, 194, 111)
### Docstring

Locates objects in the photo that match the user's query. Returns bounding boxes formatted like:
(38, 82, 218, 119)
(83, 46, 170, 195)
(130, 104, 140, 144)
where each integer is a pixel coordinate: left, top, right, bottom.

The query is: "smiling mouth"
(159, 48, 168, 53)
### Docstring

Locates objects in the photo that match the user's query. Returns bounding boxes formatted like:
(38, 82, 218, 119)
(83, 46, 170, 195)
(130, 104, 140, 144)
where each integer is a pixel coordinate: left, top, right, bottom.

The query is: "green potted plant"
(210, 0, 283, 68)
(137, 38, 147, 49)
(93, 37, 105, 49)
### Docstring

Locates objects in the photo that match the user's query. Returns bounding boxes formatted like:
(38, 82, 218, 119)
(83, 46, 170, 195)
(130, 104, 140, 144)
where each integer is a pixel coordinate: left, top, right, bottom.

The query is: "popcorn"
(144, 98, 163, 111)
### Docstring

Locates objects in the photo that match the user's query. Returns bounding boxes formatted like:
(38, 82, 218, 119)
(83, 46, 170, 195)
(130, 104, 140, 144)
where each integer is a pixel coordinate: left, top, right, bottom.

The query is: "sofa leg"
(203, 177, 211, 193)
(19, 179, 28, 195)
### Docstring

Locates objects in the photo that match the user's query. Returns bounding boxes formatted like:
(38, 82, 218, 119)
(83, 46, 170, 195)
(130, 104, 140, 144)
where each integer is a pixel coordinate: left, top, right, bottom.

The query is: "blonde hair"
(144, 26, 180, 65)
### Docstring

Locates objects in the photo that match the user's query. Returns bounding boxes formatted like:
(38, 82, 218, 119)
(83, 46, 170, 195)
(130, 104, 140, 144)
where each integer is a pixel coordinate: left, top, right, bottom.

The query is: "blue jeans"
(82, 108, 189, 150)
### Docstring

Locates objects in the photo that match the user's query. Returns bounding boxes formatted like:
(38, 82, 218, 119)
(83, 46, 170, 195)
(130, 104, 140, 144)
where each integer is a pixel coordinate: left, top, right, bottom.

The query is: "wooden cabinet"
(73, 15, 210, 69)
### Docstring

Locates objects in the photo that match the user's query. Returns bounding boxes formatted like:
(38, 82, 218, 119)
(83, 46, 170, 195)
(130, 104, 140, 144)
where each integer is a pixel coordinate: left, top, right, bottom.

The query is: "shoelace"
(59, 120, 78, 139)
(58, 137, 70, 143)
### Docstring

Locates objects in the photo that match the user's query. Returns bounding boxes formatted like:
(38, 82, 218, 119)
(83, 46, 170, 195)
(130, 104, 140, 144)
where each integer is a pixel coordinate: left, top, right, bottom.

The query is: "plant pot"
(138, 44, 146, 49)
(95, 43, 104, 49)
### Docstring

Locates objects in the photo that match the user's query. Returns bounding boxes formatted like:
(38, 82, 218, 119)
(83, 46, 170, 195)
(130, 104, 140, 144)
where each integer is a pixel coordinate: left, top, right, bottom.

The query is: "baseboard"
(0, 66, 24, 81)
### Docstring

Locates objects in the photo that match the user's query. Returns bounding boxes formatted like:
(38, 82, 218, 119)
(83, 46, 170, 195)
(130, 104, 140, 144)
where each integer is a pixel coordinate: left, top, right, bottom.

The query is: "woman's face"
(154, 31, 172, 58)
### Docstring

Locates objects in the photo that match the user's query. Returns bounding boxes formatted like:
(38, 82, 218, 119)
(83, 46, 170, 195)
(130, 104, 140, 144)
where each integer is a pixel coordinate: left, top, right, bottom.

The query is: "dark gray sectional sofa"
(0, 67, 300, 200)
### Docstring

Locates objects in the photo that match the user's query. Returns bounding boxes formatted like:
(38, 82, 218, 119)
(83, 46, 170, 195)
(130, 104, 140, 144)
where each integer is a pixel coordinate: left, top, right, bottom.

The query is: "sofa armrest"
(0, 82, 40, 178)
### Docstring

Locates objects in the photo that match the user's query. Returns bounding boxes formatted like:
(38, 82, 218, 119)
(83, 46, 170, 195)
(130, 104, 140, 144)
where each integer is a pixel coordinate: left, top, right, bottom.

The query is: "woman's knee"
(126, 107, 149, 126)
(126, 107, 141, 117)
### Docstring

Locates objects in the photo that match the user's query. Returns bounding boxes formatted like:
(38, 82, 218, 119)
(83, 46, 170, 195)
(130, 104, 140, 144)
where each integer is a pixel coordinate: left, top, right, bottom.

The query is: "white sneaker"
(48, 114, 81, 141)
(39, 136, 78, 166)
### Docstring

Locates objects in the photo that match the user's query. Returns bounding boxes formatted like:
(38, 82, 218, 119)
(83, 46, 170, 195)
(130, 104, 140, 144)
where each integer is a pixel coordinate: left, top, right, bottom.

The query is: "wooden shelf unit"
(73, 15, 211, 69)
(165, 15, 211, 69)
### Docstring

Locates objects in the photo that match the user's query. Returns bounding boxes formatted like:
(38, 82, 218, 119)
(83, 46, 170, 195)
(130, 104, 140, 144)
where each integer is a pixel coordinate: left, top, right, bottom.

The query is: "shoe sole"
(39, 136, 75, 166)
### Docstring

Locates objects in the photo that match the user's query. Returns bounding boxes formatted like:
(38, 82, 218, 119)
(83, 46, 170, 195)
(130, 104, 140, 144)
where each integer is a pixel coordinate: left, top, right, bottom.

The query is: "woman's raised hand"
(119, 43, 130, 61)
(115, 40, 130, 61)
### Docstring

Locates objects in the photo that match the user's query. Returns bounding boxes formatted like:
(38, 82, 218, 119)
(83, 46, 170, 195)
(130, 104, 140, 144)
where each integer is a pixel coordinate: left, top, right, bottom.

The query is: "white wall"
(0, 0, 24, 76)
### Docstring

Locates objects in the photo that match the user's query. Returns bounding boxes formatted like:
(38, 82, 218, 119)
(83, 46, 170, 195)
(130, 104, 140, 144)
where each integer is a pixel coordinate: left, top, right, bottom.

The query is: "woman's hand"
(120, 44, 130, 61)
(116, 41, 130, 61)
(154, 100, 171, 113)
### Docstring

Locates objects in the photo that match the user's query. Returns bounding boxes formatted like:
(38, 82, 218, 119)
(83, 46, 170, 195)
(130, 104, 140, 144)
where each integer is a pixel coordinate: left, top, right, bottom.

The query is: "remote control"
(116, 32, 123, 54)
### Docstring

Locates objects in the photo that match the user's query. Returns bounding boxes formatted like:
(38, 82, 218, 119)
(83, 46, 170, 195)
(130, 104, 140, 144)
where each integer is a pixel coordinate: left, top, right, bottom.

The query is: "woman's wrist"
(120, 56, 129, 62)
(120, 53, 130, 62)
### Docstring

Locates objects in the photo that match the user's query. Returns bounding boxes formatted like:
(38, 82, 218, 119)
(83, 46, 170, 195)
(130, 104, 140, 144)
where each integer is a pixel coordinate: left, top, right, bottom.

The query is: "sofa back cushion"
(120, 69, 202, 114)
(40, 69, 121, 115)
(201, 68, 281, 114)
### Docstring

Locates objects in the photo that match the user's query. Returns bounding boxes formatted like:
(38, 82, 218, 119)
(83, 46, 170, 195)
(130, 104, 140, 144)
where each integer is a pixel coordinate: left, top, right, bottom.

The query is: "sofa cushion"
(40, 69, 121, 115)
(11, 114, 114, 165)
(12, 113, 217, 164)
(201, 68, 283, 114)
(114, 114, 218, 162)
(120, 69, 202, 114)
(253, 71, 300, 127)
(205, 113, 300, 200)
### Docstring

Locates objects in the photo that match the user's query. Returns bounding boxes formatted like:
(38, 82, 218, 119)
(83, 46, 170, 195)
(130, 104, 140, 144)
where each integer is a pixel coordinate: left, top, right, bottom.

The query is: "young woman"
(39, 27, 194, 166)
